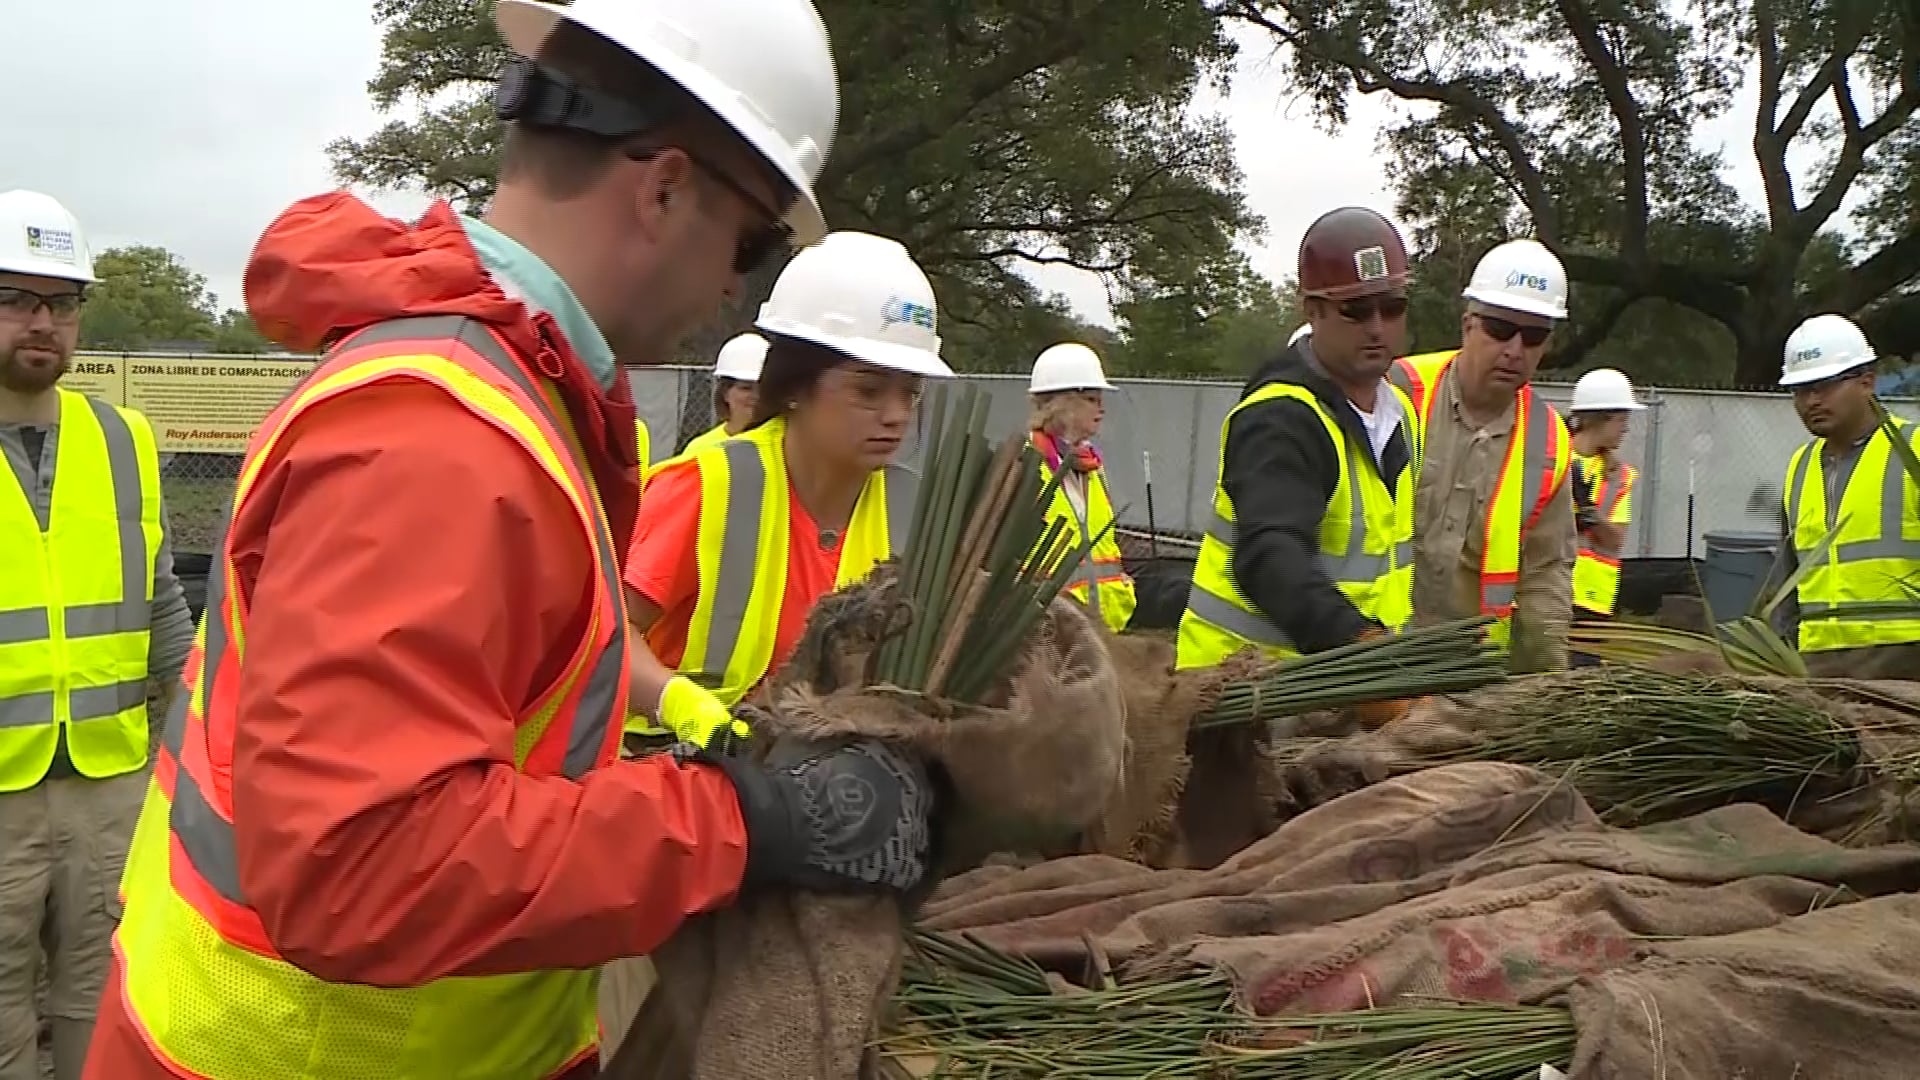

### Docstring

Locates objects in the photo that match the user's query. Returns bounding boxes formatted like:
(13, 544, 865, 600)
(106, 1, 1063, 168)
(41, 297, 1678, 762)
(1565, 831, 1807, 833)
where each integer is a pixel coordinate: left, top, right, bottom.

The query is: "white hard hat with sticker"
(754, 231, 952, 378)
(1780, 314, 1876, 387)
(1463, 238, 1568, 321)
(0, 191, 97, 283)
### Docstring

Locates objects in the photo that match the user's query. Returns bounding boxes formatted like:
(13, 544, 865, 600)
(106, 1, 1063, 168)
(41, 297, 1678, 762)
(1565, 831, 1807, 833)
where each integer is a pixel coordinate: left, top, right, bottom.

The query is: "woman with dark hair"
(622, 231, 952, 749)
(682, 332, 766, 454)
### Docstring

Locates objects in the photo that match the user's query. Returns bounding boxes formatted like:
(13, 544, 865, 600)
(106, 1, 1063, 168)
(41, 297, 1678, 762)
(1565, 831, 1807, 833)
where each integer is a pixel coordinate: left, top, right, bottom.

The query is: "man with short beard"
(0, 189, 192, 1080)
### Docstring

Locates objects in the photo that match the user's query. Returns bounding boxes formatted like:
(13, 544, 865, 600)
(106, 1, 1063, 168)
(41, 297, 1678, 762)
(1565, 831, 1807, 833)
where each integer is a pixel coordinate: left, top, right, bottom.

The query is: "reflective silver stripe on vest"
(166, 316, 630, 906)
(883, 463, 916, 558)
(0, 692, 54, 729)
(1788, 429, 1917, 566)
(62, 397, 152, 638)
(1484, 582, 1518, 609)
(1184, 580, 1290, 648)
(0, 608, 50, 645)
(1516, 393, 1558, 531)
(695, 437, 768, 686)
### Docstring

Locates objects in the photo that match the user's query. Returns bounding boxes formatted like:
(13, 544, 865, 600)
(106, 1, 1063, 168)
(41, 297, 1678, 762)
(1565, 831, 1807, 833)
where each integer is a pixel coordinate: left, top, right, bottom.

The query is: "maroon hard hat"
(1298, 207, 1411, 300)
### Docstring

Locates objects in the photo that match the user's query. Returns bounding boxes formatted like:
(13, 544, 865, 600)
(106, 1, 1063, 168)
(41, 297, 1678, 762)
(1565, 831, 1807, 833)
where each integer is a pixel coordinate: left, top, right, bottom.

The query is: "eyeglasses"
(0, 286, 84, 324)
(1475, 314, 1552, 347)
(627, 146, 793, 275)
(1334, 294, 1409, 323)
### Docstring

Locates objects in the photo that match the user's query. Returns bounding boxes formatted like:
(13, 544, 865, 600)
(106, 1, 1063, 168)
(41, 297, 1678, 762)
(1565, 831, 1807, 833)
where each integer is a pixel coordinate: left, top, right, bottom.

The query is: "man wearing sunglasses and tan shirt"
(1391, 239, 1578, 673)
(1178, 208, 1420, 727)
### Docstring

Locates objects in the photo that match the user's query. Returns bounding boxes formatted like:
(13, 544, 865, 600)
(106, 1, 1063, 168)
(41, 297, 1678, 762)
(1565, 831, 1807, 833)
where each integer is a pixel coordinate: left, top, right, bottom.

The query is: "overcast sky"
(5, 2, 1774, 330)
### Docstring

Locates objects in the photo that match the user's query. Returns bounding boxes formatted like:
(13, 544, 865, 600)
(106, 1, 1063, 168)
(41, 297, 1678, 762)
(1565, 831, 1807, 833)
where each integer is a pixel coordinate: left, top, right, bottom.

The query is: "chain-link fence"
(156, 366, 1920, 566)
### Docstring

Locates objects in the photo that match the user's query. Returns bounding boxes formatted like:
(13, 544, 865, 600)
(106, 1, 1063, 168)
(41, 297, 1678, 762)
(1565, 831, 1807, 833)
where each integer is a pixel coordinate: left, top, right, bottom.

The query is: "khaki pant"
(0, 772, 145, 1080)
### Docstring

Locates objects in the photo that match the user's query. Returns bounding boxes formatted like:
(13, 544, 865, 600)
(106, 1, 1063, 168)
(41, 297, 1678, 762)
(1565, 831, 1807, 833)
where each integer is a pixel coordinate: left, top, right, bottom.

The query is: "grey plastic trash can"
(1701, 530, 1783, 620)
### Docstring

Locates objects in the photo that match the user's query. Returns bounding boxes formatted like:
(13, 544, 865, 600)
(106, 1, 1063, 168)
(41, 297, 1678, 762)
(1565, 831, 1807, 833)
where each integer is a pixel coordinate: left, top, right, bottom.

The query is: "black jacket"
(1222, 340, 1414, 653)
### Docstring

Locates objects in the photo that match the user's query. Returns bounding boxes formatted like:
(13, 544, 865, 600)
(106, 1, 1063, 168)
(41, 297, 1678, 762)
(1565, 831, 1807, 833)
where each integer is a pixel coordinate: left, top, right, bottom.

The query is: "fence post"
(1638, 387, 1663, 557)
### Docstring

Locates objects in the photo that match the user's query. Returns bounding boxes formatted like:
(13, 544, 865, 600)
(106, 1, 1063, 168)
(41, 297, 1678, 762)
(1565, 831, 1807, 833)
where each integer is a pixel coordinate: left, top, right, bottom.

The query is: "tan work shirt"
(1410, 366, 1576, 672)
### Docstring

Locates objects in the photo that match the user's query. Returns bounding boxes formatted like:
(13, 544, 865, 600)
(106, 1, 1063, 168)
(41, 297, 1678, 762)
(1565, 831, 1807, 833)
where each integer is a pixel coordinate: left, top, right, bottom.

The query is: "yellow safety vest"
(668, 416, 915, 707)
(114, 315, 626, 1079)
(1785, 418, 1920, 653)
(1572, 454, 1636, 616)
(1176, 381, 1418, 670)
(1390, 351, 1572, 648)
(682, 421, 733, 457)
(635, 416, 651, 485)
(1035, 452, 1136, 634)
(0, 388, 161, 790)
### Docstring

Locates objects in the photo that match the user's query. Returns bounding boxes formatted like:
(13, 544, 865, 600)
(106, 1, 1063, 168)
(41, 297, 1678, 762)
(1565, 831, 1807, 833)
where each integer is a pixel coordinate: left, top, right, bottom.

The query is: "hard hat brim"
(496, 0, 829, 246)
(1573, 400, 1646, 412)
(0, 258, 96, 284)
(755, 319, 955, 379)
(1462, 288, 1568, 321)
(1029, 376, 1117, 394)
(1779, 355, 1876, 387)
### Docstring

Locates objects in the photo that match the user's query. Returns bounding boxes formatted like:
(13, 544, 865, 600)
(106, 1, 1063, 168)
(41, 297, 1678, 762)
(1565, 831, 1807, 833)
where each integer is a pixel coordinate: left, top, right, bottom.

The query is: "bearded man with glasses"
(1391, 239, 1578, 673)
(1178, 208, 1421, 726)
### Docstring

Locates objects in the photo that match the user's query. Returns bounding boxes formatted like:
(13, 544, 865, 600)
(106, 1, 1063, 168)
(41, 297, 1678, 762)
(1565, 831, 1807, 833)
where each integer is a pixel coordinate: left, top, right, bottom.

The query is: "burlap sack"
(604, 577, 1126, 1080)
(1567, 894, 1920, 1079)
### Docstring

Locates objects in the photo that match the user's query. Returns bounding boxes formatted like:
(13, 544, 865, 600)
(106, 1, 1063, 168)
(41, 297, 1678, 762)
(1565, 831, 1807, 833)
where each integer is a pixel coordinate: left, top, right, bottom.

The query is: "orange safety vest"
(1573, 455, 1636, 615)
(1390, 351, 1572, 633)
(112, 315, 628, 1079)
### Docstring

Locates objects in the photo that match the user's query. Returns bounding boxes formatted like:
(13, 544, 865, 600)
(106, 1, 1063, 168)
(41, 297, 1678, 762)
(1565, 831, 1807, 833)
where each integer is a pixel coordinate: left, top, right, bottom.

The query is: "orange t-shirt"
(624, 458, 845, 686)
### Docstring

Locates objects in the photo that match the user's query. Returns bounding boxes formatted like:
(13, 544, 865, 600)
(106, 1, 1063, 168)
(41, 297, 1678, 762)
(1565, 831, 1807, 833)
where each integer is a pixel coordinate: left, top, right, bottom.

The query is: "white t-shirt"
(1350, 381, 1404, 468)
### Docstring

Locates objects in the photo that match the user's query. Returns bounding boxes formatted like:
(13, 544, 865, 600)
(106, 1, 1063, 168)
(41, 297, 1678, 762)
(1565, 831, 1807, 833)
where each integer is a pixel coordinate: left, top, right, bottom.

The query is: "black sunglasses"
(627, 147, 792, 275)
(0, 286, 85, 323)
(1476, 314, 1552, 347)
(1334, 294, 1409, 323)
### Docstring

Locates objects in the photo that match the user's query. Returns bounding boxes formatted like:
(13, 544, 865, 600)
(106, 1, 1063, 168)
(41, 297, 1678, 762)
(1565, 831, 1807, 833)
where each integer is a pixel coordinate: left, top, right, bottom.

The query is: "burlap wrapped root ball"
(602, 571, 1129, 1080)
(769, 570, 1131, 870)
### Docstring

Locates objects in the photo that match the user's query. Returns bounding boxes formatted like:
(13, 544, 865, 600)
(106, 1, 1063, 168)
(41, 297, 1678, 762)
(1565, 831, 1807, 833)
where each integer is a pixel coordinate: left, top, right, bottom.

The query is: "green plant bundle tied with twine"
(1410, 668, 1863, 827)
(1196, 617, 1509, 730)
(872, 383, 1109, 705)
(878, 929, 1575, 1078)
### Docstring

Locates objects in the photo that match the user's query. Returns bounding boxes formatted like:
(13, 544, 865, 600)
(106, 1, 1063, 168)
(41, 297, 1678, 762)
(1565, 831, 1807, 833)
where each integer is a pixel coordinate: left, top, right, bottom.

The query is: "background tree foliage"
(79, 246, 270, 353)
(1220, 0, 1919, 386)
(327, 0, 1270, 379)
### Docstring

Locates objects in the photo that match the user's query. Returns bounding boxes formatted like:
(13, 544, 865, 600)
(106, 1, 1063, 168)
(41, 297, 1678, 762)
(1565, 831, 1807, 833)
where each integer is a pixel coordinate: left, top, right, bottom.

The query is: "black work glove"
(693, 739, 937, 894)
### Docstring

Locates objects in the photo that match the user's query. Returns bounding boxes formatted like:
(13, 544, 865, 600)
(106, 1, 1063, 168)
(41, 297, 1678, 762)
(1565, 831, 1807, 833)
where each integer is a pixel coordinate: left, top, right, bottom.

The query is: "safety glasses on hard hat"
(626, 146, 793, 275)
(1474, 313, 1552, 347)
(1334, 294, 1409, 323)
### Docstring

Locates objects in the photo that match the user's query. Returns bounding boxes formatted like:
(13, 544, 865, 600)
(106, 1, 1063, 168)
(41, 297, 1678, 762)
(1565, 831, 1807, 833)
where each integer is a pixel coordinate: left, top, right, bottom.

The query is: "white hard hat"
(495, 0, 838, 246)
(1462, 239, 1568, 320)
(754, 231, 952, 378)
(1029, 343, 1114, 394)
(1780, 314, 1877, 387)
(713, 332, 767, 382)
(1287, 324, 1311, 346)
(1570, 367, 1645, 412)
(0, 191, 96, 283)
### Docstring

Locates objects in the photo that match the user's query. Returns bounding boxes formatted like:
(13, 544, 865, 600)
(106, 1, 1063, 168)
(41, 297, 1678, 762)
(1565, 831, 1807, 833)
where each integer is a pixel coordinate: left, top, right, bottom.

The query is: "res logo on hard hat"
(881, 297, 935, 333)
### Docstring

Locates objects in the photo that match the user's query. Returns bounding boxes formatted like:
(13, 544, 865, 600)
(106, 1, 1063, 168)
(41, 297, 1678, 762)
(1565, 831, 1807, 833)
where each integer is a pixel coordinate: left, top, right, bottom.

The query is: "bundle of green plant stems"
(872, 383, 1103, 704)
(1197, 617, 1508, 730)
(878, 929, 1575, 1078)
(1413, 667, 1862, 826)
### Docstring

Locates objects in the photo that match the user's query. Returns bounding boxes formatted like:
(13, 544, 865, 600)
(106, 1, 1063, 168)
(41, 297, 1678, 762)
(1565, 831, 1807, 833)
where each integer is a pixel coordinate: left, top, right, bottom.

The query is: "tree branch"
(822, 14, 1090, 185)
(1560, 251, 1748, 328)
(1818, 230, 1920, 314)
(1554, 0, 1649, 260)
(1547, 291, 1641, 370)
(1228, 0, 1562, 242)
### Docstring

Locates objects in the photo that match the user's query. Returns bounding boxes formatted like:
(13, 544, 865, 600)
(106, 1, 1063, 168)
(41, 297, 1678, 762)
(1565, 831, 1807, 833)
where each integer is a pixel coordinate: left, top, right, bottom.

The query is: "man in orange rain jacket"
(85, 2, 935, 1077)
